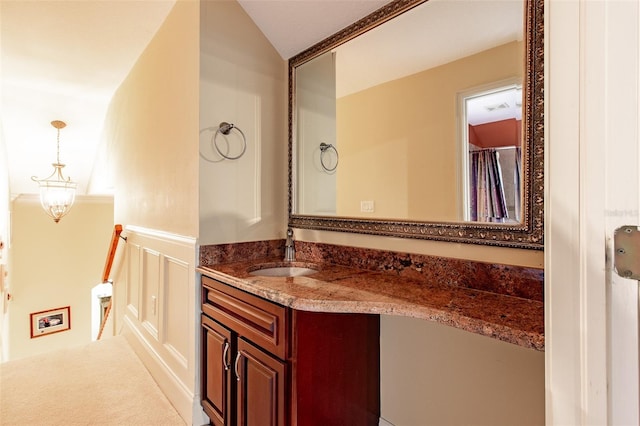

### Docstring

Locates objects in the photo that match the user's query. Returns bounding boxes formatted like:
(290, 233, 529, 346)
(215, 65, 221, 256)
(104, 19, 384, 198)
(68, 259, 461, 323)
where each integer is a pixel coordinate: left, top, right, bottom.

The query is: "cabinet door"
(236, 338, 286, 426)
(202, 314, 234, 426)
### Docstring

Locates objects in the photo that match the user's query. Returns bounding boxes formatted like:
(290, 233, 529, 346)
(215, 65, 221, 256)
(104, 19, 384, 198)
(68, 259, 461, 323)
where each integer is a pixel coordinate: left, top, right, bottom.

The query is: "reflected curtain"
(469, 149, 508, 222)
(514, 146, 521, 221)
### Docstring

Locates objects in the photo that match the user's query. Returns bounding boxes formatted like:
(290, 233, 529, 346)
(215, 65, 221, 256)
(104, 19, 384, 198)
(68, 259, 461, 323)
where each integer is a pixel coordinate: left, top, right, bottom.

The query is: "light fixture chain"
(56, 127, 61, 164)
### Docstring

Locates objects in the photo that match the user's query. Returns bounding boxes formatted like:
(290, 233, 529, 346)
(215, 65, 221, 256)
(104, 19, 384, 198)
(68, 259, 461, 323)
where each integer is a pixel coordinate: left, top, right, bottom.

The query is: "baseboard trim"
(122, 318, 194, 424)
(379, 417, 395, 426)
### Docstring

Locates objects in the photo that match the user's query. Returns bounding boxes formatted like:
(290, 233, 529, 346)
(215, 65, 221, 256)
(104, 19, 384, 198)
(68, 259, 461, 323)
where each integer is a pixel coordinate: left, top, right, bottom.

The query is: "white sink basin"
(249, 266, 318, 277)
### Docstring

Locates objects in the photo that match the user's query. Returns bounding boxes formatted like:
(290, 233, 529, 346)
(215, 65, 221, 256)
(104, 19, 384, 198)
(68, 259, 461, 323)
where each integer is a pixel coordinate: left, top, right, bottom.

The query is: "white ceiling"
(0, 0, 521, 199)
(237, 0, 389, 59)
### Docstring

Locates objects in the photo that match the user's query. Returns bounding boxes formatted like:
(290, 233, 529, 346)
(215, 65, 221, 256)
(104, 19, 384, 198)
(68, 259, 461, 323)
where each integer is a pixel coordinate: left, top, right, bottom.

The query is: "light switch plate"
(360, 201, 374, 213)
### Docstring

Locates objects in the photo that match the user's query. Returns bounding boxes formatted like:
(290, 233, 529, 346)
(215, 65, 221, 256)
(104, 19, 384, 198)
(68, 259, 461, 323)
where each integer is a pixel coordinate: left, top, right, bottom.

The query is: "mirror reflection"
(293, 0, 525, 224)
(462, 82, 522, 223)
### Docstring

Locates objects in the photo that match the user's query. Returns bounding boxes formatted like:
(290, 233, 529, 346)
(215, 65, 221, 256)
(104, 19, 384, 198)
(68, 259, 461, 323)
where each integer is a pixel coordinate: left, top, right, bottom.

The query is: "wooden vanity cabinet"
(201, 275, 380, 426)
(236, 338, 286, 426)
(202, 276, 288, 426)
(202, 314, 234, 425)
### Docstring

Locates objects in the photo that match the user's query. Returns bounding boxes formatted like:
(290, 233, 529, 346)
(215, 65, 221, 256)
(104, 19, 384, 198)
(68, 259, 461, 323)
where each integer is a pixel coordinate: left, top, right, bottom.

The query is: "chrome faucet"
(284, 228, 295, 262)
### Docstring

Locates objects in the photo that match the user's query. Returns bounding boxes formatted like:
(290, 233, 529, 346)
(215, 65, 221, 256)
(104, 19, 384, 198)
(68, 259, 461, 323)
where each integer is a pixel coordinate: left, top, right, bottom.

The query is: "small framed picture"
(30, 306, 71, 338)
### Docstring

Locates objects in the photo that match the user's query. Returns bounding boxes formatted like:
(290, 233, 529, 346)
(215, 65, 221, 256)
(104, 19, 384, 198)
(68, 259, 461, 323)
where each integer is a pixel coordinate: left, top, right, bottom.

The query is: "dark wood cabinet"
(201, 275, 379, 426)
(290, 310, 380, 426)
(202, 314, 234, 426)
(236, 338, 286, 426)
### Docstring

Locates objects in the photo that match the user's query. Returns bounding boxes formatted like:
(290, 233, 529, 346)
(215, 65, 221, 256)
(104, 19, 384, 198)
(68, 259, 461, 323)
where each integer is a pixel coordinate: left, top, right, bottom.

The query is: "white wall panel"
(120, 225, 199, 425)
(126, 243, 141, 319)
(141, 248, 160, 339)
(198, 0, 286, 245)
(163, 255, 189, 369)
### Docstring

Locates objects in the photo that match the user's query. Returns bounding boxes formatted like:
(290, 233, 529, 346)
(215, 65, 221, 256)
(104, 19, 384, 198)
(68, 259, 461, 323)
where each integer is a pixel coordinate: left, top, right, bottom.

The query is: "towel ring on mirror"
(214, 122, 247, 160)
(320, 142, 338, 172)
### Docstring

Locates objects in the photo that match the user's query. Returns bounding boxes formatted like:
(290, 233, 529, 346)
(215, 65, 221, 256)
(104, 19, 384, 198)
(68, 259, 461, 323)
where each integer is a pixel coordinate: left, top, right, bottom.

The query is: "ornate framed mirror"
(288, 0, 543, 249)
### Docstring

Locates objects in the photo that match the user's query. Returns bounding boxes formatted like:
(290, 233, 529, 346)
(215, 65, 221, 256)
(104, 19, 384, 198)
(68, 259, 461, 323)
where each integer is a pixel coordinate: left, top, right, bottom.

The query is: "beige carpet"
(0, 335, 186, 426)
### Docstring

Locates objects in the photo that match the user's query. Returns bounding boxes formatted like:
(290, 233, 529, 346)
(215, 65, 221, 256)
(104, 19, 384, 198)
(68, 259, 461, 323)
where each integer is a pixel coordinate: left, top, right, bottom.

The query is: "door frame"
(546, 0, 640, 424)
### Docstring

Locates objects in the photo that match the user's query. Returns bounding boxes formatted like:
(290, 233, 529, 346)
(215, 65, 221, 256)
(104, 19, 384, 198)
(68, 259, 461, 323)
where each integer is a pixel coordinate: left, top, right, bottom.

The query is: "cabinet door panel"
(202, 314, 234, 426)
(236, 338, 286, 426)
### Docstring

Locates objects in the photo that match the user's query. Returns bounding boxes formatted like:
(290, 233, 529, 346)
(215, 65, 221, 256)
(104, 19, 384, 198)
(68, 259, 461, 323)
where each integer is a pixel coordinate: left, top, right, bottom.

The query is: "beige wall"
(0, 121, 9, 361)
(7, 196, 113, 360)
(102, 0, 199, 239)
(198, 0, 287, 245)
(381, 316, 544, 426)
(337, 41, 523, 221)
(96, 3, 203, 422)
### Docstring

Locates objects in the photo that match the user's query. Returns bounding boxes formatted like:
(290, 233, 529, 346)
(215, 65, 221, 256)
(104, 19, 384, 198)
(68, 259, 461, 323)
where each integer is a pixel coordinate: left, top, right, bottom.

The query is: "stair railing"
(97, 224, 125, 339)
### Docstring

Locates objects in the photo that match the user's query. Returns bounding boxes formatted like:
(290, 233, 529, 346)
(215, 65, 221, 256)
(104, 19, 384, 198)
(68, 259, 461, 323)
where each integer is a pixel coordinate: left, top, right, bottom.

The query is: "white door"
(546, 0, 640, 425)
(604, 2, 640, 423)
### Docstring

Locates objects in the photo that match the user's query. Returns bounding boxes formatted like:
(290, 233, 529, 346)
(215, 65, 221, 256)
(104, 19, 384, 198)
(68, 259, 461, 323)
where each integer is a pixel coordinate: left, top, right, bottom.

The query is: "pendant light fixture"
(31, 120, 77, 223)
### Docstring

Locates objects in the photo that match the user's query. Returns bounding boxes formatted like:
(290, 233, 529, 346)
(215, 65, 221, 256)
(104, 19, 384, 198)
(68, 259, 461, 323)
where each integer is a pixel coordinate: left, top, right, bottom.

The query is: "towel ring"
(319, 142, 338, 172)
(199, 127, 225, 163)
(214, 122, 247, 160)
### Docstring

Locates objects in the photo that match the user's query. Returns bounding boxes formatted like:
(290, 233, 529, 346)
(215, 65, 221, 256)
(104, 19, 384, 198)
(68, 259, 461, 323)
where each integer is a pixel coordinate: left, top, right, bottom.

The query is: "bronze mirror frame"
(287, 0, 543, 250)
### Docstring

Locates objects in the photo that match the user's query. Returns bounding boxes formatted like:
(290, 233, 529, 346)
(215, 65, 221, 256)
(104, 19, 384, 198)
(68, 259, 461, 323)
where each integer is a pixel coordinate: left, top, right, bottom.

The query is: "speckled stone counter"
(198, 240, 544, 351)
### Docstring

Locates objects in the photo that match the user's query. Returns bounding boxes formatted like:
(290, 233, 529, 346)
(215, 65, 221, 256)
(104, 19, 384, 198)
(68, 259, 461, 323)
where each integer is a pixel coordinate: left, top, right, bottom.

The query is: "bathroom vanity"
(198, 239, 544, 426)
(200, 273, 380, 426)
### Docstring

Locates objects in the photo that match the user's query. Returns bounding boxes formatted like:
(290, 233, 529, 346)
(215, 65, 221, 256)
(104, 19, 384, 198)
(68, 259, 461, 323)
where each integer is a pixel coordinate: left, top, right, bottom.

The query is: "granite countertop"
(198, 257, 544, 351)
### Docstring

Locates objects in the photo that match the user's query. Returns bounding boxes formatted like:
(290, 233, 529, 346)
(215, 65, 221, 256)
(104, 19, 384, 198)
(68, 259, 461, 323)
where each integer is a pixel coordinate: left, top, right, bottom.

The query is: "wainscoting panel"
(163, 256, 190, 370)
(141, 248, 161, 340)
(126, 243, 141, 319)
(118, 226, 202, 425)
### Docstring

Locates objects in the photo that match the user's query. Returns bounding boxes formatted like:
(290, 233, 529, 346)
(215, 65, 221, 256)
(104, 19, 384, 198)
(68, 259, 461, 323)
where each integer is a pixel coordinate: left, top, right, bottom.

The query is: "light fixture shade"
(36, 166, 77, 223)
(32, 120, 77, 223)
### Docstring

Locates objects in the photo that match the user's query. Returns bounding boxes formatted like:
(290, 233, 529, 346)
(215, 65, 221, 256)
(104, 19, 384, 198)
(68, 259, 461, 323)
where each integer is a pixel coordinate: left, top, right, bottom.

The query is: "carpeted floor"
(0, 335, 186, 426)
